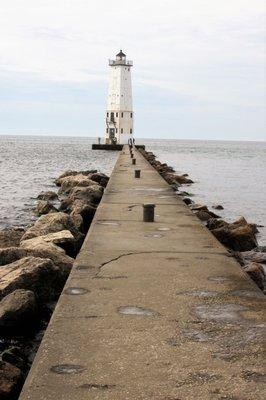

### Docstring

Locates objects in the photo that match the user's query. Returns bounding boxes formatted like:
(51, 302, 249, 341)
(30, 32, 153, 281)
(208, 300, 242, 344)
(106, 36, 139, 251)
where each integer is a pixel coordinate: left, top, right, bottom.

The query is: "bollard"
(135, 169, 141, 178)
(132, 158, 136, 165)
(143, 204, 155, 222)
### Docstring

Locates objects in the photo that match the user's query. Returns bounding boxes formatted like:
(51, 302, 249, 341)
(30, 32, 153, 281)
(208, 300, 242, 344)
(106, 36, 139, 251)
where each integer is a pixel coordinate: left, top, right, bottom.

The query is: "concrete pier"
(19, 146, 265, 400)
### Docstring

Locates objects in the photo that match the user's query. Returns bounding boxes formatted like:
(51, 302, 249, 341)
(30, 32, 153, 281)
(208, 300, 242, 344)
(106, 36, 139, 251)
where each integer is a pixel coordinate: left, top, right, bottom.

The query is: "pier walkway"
(19, 146, 265, 400)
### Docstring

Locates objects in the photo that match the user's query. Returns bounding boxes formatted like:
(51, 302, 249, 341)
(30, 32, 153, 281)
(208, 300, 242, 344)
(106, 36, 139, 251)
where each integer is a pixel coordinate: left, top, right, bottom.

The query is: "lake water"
(0, 136, 265, 245)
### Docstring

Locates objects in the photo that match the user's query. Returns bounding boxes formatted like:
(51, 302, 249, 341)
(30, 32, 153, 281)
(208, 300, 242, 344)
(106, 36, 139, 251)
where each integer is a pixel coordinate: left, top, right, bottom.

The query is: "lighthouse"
(105, 50, 133, 145)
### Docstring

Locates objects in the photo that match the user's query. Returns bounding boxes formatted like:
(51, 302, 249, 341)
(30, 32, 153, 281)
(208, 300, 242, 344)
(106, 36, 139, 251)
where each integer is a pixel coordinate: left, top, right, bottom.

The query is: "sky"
(0, 0, 265, 140)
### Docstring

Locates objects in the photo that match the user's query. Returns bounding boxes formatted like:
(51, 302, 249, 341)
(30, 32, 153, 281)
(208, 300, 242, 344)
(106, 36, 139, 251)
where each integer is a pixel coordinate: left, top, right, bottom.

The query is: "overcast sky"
(0, 0, 265, 140)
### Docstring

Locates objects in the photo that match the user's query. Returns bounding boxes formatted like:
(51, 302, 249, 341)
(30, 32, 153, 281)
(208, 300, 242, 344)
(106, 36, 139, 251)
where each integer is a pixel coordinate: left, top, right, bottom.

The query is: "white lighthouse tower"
(105, 50, 133, 144)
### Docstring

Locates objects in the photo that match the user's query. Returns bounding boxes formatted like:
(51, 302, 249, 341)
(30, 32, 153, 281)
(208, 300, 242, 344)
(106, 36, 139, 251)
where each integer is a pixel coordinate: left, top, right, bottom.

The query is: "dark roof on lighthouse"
(116, 50, 126, 57)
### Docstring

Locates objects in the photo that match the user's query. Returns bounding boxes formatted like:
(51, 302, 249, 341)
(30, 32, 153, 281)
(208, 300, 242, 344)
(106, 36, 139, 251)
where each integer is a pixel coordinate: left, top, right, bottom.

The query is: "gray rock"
(57, 174, 98, 194)
(0, 248, 27, 266)
(35, 200, 57, 216)
(0, 245, 73, 272)
(244, 262, 265, 291)
(162, 172, 194, 185)
(21, 212, 84, 256)
(0, 256, 64, 302)
(20, 231, 75, 268)
(212, 223, 257, 251)
(212, 204, 224, 210)
(0, 360, 22, 399)
(0, 289, 36, 332)
(70, 200, 96, 233)
(69, 185, 103, 205)
(89, 172, 109, 188)
(55, 170, 97, 186)
(0, 228, 25, 249)
(37, 191, 58, 201)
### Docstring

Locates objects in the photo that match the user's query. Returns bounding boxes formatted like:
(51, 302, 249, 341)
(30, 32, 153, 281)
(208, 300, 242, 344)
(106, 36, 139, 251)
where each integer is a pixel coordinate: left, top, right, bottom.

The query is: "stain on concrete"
(94, 275, 128, 280)
(165, 337, 180, 347)
(177, 290, 219, 298)
(242, 370, 266, 383)
(229, 289, 265, 299)
(50, 364, 86, 374)
(208, 276, 233, 283)
(194, 303, 248, 323)
(97, 220, 120, 226)
(75, 265, 94, 271)
(118, 305, 158, 316)
(64, 287, 90, 295)
(212, 351, 240, 362)
(144, 233, 164, 238)
(183, 329, 213, 342)
(176, 372, 221, 387)
(79, 383, 116, 390)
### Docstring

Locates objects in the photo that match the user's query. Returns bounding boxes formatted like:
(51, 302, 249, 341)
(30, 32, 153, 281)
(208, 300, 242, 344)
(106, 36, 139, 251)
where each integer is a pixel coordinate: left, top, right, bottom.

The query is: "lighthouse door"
(109, 128, 115, 139)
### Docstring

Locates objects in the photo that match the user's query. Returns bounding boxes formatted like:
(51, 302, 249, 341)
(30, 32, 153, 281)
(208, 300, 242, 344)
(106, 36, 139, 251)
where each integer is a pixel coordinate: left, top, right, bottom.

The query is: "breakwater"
(15, 145, 265, 400)
(0, 169, 110, 399)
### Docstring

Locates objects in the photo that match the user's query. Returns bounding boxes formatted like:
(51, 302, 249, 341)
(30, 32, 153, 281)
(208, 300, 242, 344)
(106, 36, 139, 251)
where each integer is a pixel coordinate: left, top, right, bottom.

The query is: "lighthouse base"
(92, 144, 145, 151)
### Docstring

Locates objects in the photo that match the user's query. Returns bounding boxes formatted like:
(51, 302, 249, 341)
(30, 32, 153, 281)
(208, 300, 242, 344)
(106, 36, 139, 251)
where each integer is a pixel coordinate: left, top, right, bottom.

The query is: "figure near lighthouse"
(105, 50, 133, 144)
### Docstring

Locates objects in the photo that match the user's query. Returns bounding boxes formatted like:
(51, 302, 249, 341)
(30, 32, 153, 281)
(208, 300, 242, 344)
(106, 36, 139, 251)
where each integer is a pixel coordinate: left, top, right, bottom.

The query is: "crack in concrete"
(95, 250, 229, 276)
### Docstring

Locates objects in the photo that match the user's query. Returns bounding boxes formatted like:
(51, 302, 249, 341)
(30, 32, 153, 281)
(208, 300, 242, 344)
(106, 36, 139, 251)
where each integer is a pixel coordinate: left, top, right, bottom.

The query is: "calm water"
(0, 136, 265, 245)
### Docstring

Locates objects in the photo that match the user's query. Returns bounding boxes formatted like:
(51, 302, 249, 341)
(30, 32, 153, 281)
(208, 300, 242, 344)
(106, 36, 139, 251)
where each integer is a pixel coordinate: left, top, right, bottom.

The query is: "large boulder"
(69, 185, 103, 205)
(55, 169, 97, 186)
(212, 204, 224, 210)
(0, 361, 22, 400)
(21, 212, 84, 256)
(35, 200, 57, 216)
(20, 231, 75, 266)
(207, 218, 228, 231)
(0, 245, 73, 272)
(89, 172, 109, 188)
(37, 191, 58, 201)
(236, 250, 266, 265)
(0, 248, 27, 266)
(0, 228, 25, 249)
(244, 262, 265, 291)
(57, 174, 98, 195)
(70, 201, 96, 233)
(212, 223, 257, 251)
(162, 172, 193, 185)
(0, 289, 36, 333)
(0, 257, 65, 302)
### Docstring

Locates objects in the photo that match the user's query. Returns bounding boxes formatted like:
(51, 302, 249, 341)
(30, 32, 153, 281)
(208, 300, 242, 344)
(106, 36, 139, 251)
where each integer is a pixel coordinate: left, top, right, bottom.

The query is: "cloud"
(0, 0, 265, 139)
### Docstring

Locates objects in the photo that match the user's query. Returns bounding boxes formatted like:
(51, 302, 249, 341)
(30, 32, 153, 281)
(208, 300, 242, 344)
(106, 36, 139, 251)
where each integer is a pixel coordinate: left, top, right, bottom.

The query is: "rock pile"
(139, 148, 265, 293)
(0, 169, 109, 399)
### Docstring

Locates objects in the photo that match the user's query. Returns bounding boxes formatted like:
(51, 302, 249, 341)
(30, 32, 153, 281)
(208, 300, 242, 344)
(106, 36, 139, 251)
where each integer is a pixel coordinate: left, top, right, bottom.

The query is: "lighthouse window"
(121, 128, 123, 133)
(130, 129, 132, 133)
(121, 112, 123, 118)
(116, 112, 118, 117)
(130, 113, 133, 118)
